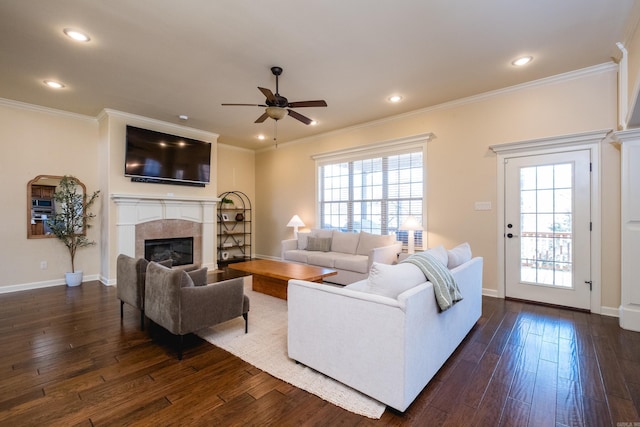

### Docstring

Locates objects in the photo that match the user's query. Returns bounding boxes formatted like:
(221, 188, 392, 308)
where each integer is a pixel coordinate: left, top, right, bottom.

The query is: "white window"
(313, 134, 432, 249)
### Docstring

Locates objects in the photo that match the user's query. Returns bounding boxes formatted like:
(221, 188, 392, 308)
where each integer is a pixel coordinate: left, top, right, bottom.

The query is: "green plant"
(221, 197, 234, 205)
(47, 176, 100, 273)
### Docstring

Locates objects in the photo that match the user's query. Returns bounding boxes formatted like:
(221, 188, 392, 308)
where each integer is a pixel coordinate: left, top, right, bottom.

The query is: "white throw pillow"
(447, 242, 472, 269)
(363, 262, 425, 298)
(424, 245, 448, 266)
(297, 232, 310, 250)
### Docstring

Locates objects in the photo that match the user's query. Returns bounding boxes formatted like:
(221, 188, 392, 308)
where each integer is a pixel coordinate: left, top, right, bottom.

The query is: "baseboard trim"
(482, 288, 499, 298)
(0, 274, 101, 294)
(600, 306, 620, 318)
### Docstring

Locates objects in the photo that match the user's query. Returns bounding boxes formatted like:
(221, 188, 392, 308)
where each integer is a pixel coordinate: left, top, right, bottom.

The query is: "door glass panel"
(519, 163, 574, 287)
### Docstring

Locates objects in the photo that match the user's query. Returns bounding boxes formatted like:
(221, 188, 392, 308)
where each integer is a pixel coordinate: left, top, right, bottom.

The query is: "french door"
(504, 150, 592, 310)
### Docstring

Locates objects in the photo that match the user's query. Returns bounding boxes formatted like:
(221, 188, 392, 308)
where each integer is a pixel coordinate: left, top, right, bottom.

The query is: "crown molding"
(0, 97, 96, 123)
(97, 108, 219, 142)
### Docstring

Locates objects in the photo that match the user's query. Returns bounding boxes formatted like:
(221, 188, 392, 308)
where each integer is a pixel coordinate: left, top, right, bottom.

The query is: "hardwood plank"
(499, 397, 531, 427)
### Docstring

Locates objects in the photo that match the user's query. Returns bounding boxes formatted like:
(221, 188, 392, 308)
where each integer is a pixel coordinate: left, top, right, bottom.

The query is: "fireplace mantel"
(111, 193, 219, 271)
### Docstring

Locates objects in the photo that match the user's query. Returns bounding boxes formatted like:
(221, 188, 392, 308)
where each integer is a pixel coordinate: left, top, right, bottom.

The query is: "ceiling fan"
(222, 66, 327, 125)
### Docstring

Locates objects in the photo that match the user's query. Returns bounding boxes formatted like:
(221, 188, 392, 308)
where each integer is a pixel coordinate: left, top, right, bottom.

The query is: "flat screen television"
(124, 126, 212, 186)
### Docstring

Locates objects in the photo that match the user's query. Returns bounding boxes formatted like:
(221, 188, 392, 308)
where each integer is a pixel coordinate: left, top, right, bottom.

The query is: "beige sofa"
(281, 229, 402, 285)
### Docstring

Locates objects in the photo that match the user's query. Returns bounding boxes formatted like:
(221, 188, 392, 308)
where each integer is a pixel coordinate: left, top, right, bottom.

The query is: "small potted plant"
(47, 176, 100, 286)
(221, 197, 235, 209)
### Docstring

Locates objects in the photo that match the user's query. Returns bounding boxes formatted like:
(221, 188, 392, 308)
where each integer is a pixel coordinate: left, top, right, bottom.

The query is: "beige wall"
(255, 64, 621, 309)
(0, 101, 101, 289)
(216, 144, 256, 258)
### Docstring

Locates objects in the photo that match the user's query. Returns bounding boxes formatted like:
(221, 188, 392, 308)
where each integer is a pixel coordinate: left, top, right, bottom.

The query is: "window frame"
(312, 133, 433, 250)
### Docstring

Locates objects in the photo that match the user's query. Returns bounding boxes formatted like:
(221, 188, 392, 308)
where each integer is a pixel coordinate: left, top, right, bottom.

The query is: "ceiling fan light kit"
(222, 66, 327, 127)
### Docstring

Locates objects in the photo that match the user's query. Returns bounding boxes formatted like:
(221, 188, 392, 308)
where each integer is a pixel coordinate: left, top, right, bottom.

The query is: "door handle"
(507, 233, 518, 238)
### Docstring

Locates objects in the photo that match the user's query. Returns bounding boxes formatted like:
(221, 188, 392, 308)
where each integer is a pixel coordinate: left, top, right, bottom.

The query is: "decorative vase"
(65, 271, 83, 287)
(235, 212, 244, 221)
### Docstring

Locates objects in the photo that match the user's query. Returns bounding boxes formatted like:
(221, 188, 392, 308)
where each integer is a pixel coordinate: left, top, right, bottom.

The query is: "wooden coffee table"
(228, 259, 337, 300)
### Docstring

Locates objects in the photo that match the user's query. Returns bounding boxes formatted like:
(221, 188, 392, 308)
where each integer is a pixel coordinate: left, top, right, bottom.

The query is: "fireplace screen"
(144, 237, 194, 266)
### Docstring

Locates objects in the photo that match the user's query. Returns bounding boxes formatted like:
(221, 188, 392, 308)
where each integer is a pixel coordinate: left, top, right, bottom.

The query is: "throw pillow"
(363, 262, 425, 298)
(311, 228, 333, 239)
(187, 267, 208, 286)
(424, 245, 448, 266)
(447, 242, 472, 269)
(306, 236, 332, 252)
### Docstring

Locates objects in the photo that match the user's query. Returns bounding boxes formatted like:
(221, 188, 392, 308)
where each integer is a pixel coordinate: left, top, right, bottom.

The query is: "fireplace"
(144, 237, 194, 266)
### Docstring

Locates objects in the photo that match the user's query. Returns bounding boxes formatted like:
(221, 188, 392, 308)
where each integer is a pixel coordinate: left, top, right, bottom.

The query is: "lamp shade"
(400, 216, 423, 231)
(287, 215, 305, 228)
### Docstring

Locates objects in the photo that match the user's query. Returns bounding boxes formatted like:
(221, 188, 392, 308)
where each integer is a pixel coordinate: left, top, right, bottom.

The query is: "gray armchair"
(116, 254, 149, 330)
(144, 261, 250, 359)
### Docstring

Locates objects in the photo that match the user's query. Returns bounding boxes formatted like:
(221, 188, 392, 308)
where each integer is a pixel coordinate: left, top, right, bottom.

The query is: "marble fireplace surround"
(111, 194, 219, 270)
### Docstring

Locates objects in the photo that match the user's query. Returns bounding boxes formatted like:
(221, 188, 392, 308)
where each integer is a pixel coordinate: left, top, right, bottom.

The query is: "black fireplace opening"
(144, 237, 194, 266)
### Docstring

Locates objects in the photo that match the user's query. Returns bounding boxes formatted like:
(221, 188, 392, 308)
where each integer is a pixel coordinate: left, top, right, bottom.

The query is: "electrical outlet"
(474, 201, 492, 211)
(40, 261, 47, 269)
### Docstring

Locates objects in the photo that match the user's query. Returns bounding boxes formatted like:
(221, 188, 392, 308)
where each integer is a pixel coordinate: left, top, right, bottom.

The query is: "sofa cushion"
(311, 228, 334, 238)
(283, 250, 309, 263)
(424, 245, 448, 266)
(447, 242, 472, 269)
(297, 232, 311, 250)
(334, 254, 369, 274)
(363, 262, 425, 298)
(331, 231, 360, 254)
(306, 252, 337, 268)
(356, 232, 395, 256)
(307, 236, 332, 252)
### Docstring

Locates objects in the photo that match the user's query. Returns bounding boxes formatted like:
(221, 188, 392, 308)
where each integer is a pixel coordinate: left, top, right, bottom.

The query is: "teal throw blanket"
(401, 252, 462, 311)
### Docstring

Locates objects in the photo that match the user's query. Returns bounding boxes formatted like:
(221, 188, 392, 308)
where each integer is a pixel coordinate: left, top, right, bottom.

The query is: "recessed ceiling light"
(512, 56, 533, 66)
(43, 80, 65, 89)
(257, 134, 266, 140)
(310, 120, 318, 126)
(63, 28, 90, 42)
(178, 115, 188, 121)
(388, 95, 403, 103)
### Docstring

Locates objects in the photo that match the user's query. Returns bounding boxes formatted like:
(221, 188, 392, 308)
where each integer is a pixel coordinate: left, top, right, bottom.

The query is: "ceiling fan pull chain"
(274, 120, 278, 149)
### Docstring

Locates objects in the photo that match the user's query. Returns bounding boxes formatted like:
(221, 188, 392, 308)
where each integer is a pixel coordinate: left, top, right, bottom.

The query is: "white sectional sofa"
(287, 244, 482, 412)
(281, 229, 402, 285)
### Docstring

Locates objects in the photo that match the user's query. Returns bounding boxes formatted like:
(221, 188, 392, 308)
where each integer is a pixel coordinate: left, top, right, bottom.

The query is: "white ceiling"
(1, 1, 639, 149)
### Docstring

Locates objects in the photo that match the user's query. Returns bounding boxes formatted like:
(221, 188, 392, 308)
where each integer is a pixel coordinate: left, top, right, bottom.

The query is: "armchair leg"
(120, 300, 124, 319)
(140, 310, 145, 331)
(243, 312, 248, 333)
(177, 335, 183, 360)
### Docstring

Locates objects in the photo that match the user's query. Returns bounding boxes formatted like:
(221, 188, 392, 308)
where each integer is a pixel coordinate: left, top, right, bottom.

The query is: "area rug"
(197, 282, 386, 419)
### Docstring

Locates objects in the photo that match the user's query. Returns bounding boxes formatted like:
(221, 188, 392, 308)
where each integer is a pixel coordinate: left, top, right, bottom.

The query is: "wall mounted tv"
(124, 125, 212, 187)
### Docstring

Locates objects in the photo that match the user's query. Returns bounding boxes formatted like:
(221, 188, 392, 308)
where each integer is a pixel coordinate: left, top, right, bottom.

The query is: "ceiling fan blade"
(287, 109, 312, 125)
(254, 112, 269, 123)
(221, 103, 267, 107)
(258, 87, 276, 102)
(287, 100, 327, 108)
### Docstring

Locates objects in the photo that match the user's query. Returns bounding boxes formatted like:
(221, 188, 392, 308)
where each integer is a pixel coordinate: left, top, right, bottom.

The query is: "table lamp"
(287, 215, 305, 238)
(400, 216, 423, 254)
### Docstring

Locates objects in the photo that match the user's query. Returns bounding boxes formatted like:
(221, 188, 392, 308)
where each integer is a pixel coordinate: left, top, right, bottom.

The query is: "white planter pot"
(65, 271, 83, 287)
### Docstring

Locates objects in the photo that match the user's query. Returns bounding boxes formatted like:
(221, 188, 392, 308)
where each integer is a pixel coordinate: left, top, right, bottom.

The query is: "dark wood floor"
(0, 282, 639, 426)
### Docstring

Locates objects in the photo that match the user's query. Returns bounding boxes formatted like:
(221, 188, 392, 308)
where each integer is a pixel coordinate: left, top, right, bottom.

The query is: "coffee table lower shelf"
(228, 259, 337, 300)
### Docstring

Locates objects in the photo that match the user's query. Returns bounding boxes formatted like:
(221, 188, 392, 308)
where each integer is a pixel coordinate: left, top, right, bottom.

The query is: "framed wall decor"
(221, 213, 230, 221)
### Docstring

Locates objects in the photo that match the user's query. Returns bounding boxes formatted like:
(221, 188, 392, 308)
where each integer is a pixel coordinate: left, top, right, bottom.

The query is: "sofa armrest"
(180, 277, 246, 334)
(281, 238, 298, 259)
(368, 242, 403, 269)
